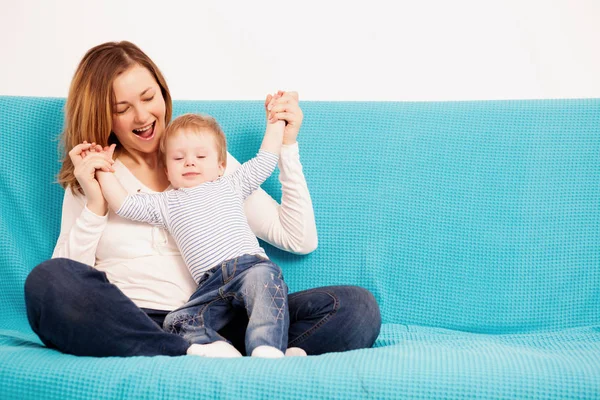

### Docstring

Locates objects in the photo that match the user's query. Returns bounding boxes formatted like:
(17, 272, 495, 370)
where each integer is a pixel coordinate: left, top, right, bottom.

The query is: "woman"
(24, 41, 381, 357)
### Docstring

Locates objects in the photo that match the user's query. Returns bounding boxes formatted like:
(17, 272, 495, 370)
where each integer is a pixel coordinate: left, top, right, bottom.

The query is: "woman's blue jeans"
(164, 254, 289, 355)
(24, 257, 381, 357)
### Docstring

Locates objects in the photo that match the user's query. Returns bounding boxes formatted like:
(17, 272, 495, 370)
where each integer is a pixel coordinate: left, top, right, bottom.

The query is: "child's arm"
(260, 120, 285, 155)
(223, 93, 285, 200)
(83, 145, 168, 229)
(96, 170, 128, 212)
(260, 92, 286, 155)
(96, 166, 168, 229)
(84, 143, 127, 212)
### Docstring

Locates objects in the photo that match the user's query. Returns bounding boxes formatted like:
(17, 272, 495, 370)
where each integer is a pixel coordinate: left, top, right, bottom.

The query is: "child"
(92, 103, 296, 359)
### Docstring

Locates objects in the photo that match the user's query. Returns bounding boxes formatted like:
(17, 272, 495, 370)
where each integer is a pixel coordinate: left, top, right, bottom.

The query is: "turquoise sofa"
(1, 96, 599, 399)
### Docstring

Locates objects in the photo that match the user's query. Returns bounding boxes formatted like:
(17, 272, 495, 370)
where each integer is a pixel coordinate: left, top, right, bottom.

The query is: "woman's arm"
(51, 188, 108, 266)
(52, 143, 115, 265)
(234, 91, 317, 254)
(225, 143, 318, 255)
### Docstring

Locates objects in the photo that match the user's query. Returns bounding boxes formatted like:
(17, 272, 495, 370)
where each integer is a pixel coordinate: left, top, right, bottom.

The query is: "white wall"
(1, 0, 599, 101)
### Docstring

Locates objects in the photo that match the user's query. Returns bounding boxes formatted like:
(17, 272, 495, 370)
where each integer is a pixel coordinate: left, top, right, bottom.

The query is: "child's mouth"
(132, 121, 155, 140)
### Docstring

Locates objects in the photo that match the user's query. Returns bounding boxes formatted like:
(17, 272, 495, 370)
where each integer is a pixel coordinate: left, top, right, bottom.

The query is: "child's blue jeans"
(163, 254, 289, 355)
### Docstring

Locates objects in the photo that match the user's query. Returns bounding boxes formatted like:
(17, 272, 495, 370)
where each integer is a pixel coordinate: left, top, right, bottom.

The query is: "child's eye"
(174, 157, 183, 161)
(197, 156, 206, 159)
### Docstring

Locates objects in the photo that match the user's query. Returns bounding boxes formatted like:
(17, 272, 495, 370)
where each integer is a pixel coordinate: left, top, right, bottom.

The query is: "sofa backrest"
(1, 96, 599, 333)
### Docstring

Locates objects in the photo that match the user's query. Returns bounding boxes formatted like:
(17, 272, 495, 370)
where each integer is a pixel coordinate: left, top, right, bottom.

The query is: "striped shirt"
(116, 150, 279, 283)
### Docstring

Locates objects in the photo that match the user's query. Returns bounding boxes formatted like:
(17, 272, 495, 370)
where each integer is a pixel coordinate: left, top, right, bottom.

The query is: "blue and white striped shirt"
(116, 150, 279, 283)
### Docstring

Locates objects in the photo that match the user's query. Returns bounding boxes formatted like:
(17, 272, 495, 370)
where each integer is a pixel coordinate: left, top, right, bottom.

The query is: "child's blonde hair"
(160, 113, 227, 167)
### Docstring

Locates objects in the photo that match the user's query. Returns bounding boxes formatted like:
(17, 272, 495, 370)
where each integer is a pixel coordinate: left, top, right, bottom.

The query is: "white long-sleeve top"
(117, 150, 279, 283)
(52, 143, 317, 310)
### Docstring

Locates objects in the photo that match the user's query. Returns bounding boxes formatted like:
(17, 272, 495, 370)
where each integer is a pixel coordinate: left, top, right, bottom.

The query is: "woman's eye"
(143, 96, 155, 102)
(116, 108, 129, 115)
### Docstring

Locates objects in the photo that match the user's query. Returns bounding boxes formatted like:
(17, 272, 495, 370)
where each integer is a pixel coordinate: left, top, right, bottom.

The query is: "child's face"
(165, 129, 225, 189)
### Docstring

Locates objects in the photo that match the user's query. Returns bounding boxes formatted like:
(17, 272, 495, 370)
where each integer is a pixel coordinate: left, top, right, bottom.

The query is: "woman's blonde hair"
(159, 113, 228, 168)
(58, 41, 172, 194)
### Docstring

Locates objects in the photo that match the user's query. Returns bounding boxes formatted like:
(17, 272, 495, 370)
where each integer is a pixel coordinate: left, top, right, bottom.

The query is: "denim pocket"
(222, 254, 268, 284)
(222, 258, 237, 285)
(197, 272, 211, 286)
(191, 266, 219, 297)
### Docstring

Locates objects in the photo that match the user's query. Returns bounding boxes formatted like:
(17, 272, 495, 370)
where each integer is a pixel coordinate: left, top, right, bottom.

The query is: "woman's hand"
(265, 91, 303, 145)
(69, 142, 115, 216)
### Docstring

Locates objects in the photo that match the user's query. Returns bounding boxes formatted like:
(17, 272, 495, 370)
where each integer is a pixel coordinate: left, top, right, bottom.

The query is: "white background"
(1, 0, 599, 101)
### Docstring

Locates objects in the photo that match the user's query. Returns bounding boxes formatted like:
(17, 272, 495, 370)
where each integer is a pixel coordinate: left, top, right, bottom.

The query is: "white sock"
(285, 347, 307, 357)
(186, 341, 242, 358)
(251, 345, 285, 358)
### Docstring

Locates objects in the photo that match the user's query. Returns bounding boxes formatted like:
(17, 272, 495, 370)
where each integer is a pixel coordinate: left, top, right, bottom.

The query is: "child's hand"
(265, 92, 283, 124)
(81, 142, 116, 165)
(265, 91, 303, 144)
(80, 141, 116, 173)
(69, 142, 117, 215)
(80, 141, 102, 159)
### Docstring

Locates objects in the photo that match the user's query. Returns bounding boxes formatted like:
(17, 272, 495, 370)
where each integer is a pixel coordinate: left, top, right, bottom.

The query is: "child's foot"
(187, 341, 242, 358)
(285, 347, 307, 357)
(251, 345, 285, 358)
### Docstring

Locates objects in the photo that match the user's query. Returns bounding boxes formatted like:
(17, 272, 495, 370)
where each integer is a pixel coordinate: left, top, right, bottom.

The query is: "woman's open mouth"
(132, 121, 156, 141)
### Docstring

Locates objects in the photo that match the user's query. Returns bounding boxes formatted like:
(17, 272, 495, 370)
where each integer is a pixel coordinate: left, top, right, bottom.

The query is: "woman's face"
(111, 65, 166, 157)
